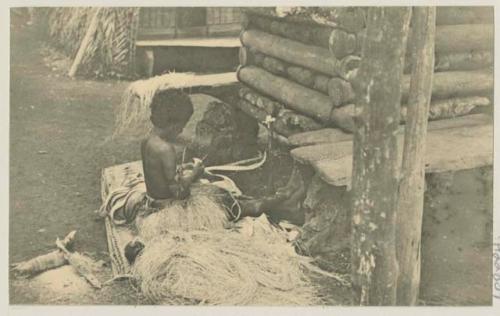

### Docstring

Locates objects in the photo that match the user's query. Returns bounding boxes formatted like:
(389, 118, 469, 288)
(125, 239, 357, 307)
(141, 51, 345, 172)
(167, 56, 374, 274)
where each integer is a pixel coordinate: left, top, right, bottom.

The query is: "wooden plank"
(128, 72, 238, 98)
(310, 123, 492, 188)
(396, 7, 436, 305)
(290, 113, 491, 154)
(136, 37, 241, 47)
(288, 128, 352, 147)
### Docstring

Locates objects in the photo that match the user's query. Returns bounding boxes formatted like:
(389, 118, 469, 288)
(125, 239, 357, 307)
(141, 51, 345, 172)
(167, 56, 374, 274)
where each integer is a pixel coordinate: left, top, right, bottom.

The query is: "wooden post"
(396, 7, 436, 305)
(68, 8, 101, 77)
(350, 7, 411, 306)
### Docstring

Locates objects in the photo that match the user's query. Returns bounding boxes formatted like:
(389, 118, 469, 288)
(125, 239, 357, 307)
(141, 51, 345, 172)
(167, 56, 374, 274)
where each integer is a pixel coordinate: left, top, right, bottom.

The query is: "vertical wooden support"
(396, 7, 436, 305)
(350, 7, 411, 305)
(144, 49, 155, 77)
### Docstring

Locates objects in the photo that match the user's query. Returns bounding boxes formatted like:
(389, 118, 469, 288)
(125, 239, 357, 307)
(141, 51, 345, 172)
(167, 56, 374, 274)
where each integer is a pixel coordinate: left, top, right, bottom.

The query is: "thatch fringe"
(112, 72, 200, 139)
(47, 7, 140, 78)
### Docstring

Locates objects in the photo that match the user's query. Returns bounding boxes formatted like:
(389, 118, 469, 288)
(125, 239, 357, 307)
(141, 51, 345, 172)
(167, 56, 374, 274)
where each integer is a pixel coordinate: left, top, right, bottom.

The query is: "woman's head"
(150, 90, 193, 138)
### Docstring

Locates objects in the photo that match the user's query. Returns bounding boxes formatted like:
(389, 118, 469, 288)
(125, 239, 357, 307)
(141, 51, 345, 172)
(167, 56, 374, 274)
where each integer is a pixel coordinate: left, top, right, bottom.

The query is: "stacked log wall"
(236, 7, 493, 138)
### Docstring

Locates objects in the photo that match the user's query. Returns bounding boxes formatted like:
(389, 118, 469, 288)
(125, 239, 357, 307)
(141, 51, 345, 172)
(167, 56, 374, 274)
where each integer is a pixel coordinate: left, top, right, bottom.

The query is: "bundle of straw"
(135, 184, 231, 241)
(47, 7, 140, 77)
(132, 223, 323, 305)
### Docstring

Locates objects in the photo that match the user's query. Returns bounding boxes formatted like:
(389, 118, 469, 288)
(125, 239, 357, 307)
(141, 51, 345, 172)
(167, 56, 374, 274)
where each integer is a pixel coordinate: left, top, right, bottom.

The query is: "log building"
(236, 7, 494, 305)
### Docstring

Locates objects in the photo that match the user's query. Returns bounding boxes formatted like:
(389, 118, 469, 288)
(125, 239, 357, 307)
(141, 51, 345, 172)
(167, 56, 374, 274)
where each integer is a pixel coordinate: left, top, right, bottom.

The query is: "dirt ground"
(9, 22, 147, 304)
(9, 21, 351, 305)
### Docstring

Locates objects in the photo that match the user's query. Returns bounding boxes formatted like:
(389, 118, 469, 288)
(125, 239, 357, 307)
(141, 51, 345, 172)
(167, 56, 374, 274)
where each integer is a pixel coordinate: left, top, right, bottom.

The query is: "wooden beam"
(291, 113, 490, 150)
(135, 37, 241, 47)
(240, 29, 346, 77)
(396, 7, 436, 306)
(310, 122, 492, 188)
(289, 113, 491, 148)
(350, 7, 411, 306)
(237, 66, 333, 122)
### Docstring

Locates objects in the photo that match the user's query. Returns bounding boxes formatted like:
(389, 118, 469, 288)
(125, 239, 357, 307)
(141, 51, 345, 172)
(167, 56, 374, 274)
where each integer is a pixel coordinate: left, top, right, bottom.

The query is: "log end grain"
(329, 29, 357, 59)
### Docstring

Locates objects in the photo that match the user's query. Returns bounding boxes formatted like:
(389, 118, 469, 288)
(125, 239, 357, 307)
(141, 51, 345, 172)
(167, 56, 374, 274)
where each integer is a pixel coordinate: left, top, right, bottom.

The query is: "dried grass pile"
(132, 216, 326, 305)
(47, 7, 140, 77)
(113, 72, 199, 138)
(135, 184, 232, 241)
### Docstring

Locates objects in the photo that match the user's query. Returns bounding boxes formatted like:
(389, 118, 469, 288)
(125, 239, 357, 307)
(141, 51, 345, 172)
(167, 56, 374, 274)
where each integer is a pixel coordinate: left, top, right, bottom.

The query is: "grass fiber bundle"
(132, 219, 323, 305)
(135, 184, 231, 242)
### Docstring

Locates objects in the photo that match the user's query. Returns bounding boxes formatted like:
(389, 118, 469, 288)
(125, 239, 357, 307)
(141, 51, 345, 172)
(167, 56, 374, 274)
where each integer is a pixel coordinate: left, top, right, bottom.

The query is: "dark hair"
(150, 90, 194, 129)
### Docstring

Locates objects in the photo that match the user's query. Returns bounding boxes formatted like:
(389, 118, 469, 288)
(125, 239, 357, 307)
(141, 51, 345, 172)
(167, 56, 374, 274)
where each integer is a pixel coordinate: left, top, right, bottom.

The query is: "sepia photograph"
(5, 1, 497, 310)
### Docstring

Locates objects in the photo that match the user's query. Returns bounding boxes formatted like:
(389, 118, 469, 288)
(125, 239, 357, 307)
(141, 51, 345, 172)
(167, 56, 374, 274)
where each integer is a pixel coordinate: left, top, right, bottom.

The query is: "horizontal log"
(261, 54, 287, 76)
(401, 96, 491, 121)
(327, 78, 355, 106)
(287, 66, 315, 88)
(238, 99, 322, 137)
(357, 24, 494, 56)
(404, 50, 494, 73)
(240, 30, 345, 77)
(323, 94, 491, 134)
(243, 7, 338, 28)
(313, 75, 331, 94)
(334, 70, 492, 105)
(238, 86, 283, 115)
(339, 70, 491, 106)
(401, 70, 493, 101)
(237, 98, 267, 122)
(327, 7, 367, 33)
(237, 66, 333, 123)
(436, 7, 494, 25)
(275, 108, 323, 135)
(290, 113, 492, 148)
(312, 123, 492, 188)
(434, 51, 493, 72)
(249, 14, 274, 34)
(247, 12, 333, 48)
(245, 7, 368, 33)
(328, 28, 357, 59)
(240, 47, 286, 76)
(329, 104, 355, 132)
(289, 127, 353, 147)
(419, 24, 494, 54)
(269, 19, 313, 45)
(242, 47, 333, 93)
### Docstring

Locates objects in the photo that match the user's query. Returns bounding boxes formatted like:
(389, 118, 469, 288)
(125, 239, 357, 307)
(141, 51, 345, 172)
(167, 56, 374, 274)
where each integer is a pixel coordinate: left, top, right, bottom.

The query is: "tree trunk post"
(350, 7, 411, 306)
(396, 7, 436, 305)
